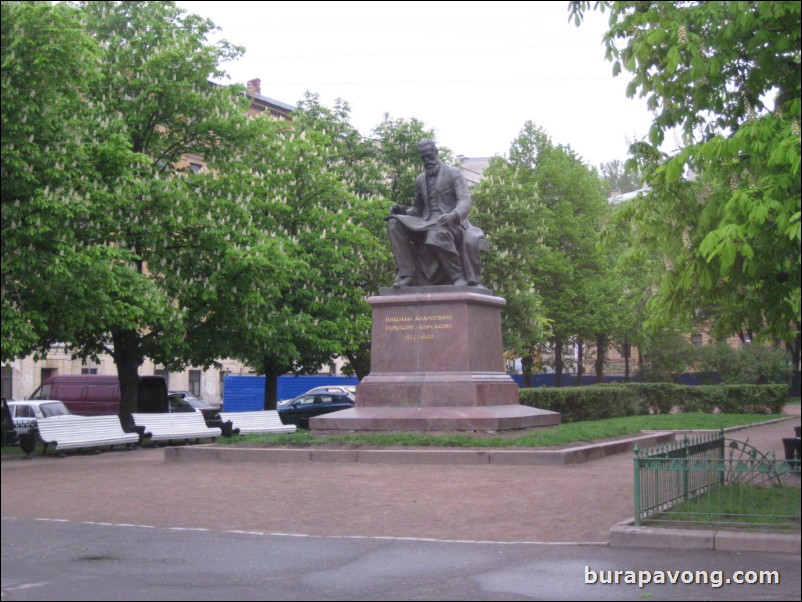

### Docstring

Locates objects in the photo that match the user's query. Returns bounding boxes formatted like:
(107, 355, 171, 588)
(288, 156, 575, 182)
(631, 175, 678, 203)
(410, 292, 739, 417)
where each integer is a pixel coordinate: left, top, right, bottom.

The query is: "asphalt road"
(2, 518, 800, 601)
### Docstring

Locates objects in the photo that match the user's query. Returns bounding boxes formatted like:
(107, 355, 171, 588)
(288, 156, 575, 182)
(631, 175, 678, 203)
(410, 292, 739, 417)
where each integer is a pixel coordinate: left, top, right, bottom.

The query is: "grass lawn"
(219, 413, 786, 449)
(653, 482, 802, 531)
(2, 412, 788, 457)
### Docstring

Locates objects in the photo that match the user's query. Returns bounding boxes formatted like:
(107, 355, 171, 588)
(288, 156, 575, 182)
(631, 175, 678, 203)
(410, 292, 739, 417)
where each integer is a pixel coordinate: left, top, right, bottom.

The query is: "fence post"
(682, 434, 690, 503)
(633, 444, 641, 527)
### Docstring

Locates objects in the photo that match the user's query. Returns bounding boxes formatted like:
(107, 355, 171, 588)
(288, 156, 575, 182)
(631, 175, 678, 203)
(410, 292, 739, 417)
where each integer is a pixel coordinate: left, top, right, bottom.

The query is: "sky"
(175, 1, 657, 168)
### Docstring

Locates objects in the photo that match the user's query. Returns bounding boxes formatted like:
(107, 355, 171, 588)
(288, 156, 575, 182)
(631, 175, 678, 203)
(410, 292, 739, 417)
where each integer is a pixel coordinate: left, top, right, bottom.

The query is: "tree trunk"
(345, 343, 371, 381)
(261, 357, 283, 411)
(112, 328, 142, 430)
(576, 340, 584, 386)
(788, 326, 801, 397)
(521, 355, 533, 389)
(623, 340, 631, 382)
(595, 333, 606, 384)
(554, 337, 563, 388)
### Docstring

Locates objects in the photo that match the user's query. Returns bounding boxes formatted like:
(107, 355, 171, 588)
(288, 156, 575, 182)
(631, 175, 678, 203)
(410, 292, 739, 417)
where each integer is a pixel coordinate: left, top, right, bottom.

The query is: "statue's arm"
(451, 168, 472, 221)
(407, 176, 425, 217)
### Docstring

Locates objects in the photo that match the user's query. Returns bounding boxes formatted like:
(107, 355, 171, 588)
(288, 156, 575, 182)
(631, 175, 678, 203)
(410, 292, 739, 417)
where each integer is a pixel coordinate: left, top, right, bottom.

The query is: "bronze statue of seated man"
(386, 138, 485, 288)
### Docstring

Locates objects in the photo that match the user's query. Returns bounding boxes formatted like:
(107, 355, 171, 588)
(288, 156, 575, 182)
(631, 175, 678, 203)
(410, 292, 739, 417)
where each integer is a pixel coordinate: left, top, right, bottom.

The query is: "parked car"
(168, 393, 225, 431)
(167, 395, 196, 413)
(29, 374, 168, 415)
(6, 400, 73, 449)
(169, 390, 222, 411)
(277, 386, 355, 407)
(304, 385, 356, 397)
(277, 391, 355, 429)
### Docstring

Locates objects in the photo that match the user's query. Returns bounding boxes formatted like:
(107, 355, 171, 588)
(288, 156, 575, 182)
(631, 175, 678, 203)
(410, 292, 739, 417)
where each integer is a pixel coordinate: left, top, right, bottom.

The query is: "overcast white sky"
(175, 1, 657, 168)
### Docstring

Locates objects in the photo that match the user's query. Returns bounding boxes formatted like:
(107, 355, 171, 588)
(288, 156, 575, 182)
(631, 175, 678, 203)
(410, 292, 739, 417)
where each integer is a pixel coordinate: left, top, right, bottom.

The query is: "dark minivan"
(29, 374, 169, 415)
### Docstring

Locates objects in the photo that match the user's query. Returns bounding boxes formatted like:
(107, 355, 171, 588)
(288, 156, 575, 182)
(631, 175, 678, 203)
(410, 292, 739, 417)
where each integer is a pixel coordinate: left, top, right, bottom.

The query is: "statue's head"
(417, 138, 439, 171)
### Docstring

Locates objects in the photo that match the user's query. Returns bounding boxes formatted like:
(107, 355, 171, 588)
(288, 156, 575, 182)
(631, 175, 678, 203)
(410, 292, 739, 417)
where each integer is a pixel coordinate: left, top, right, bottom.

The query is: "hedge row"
(518, 383, 788, 423)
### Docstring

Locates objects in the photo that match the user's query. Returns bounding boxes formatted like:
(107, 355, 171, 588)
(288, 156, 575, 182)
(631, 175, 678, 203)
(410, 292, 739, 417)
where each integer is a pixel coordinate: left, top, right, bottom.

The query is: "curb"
(163, 431, 676, 465)
(609, 519, 801, 555)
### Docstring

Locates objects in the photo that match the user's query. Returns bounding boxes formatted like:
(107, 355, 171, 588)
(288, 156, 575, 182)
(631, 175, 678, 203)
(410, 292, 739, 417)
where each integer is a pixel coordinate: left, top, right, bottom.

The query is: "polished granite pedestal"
(312, 286, 560, 432)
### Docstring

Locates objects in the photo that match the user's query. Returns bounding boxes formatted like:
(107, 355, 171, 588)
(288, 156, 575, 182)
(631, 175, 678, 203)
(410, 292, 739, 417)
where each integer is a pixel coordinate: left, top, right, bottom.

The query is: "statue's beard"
(425, 162, 440, 177)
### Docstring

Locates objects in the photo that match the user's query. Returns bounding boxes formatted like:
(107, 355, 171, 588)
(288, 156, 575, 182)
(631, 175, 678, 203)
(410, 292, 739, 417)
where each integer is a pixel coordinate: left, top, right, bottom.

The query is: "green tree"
(637, 331, 695, 383)
(571, 1, 801, 390)
(599, 159, 642, 195)
(3, 1, 272, 422)
(520, 124, 608, 386)
(600, 201, 668, 381)
(472, 156, 550, 368)
(2, 1, 108, 360)
(696, 340, 792, 385)
(475, 122, 608, 386)
(288, 97, 395, 380)
(211, 108, 380, 408)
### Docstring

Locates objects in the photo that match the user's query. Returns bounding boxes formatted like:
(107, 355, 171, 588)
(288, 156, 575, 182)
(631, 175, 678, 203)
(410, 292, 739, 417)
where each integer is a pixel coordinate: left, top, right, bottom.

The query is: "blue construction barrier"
(224, 372, 724, 410)
(223, 375, 359, 412)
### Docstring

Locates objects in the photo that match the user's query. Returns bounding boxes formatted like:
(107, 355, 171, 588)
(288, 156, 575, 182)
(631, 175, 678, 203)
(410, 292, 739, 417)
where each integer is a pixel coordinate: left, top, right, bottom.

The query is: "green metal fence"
(634, 431, 801, 530)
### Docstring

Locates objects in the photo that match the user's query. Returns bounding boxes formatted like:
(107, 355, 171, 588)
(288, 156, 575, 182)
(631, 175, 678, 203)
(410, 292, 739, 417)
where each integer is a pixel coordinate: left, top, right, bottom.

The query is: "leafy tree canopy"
(2, 1, 293, 418)
(570, 1, 801, 346)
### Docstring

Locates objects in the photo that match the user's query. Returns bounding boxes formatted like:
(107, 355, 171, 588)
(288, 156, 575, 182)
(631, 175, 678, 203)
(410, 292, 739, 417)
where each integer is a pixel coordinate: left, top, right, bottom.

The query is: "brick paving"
(2, 408, 799, 544)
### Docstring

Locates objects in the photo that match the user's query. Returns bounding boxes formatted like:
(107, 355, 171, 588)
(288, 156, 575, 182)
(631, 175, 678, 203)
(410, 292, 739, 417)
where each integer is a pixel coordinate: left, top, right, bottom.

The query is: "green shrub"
(519, 383, 787, 422)
(637, 333, 696, 383)
(696, 342, 792, 385)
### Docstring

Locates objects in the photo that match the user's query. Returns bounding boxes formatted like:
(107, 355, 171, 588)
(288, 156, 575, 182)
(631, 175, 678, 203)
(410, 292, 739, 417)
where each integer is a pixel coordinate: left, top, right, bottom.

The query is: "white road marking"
(9, 517, 607, 546)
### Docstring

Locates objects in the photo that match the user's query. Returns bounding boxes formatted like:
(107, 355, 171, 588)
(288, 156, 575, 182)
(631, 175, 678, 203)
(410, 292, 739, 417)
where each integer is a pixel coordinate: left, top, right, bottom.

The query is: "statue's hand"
(437, 211, 459, 226)
(389, 204, 406, 215)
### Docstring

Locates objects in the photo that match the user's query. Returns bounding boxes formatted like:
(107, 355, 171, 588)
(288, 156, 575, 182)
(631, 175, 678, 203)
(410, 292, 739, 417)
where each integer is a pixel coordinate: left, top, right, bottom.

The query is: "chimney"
(247, 78, 261, 96)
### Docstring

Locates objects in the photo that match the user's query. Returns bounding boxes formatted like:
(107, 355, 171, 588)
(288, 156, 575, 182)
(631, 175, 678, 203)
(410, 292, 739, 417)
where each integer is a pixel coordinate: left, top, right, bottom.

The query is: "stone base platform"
(311, 405, 560, 433)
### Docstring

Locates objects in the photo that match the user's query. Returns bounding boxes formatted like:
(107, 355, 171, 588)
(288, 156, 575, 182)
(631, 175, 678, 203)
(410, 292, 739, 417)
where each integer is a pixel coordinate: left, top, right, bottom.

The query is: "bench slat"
(37, 415, 139, 451)
(219, 411, 296, 435)
(132, 413, 222, 442)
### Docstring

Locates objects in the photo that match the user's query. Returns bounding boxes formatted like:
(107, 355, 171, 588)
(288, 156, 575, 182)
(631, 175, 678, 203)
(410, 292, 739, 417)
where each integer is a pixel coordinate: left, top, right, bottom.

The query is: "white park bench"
(219, 410, 297, 435)
(36, 415, 140, 455)
(132, 412, 222, 446)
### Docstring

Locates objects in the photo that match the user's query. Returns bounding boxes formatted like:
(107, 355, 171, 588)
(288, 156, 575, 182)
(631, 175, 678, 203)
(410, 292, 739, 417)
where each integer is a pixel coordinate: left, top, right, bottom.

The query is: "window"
(1, 366, 12, 400)
(15, 405, 35, 418)
(81, 360, 98, 374)
(40, 368, 57, 385)
(691, 333, 704, 346)
(189, 370, 201, 397)
(219, 371, 227, 401)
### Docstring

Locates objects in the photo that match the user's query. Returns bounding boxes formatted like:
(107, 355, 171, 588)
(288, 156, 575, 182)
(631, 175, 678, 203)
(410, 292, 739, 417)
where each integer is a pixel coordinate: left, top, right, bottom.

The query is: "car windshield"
(31, 384, 52, 399)
(168, 395, 195, 412)
(185, 398, 213, 410)
(40, 402, 70, 417)
(170, 391, 203, 401)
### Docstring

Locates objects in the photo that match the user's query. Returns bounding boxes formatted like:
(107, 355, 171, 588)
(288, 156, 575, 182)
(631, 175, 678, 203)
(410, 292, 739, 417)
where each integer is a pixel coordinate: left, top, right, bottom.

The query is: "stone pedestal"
(312, 287, 560, 432)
